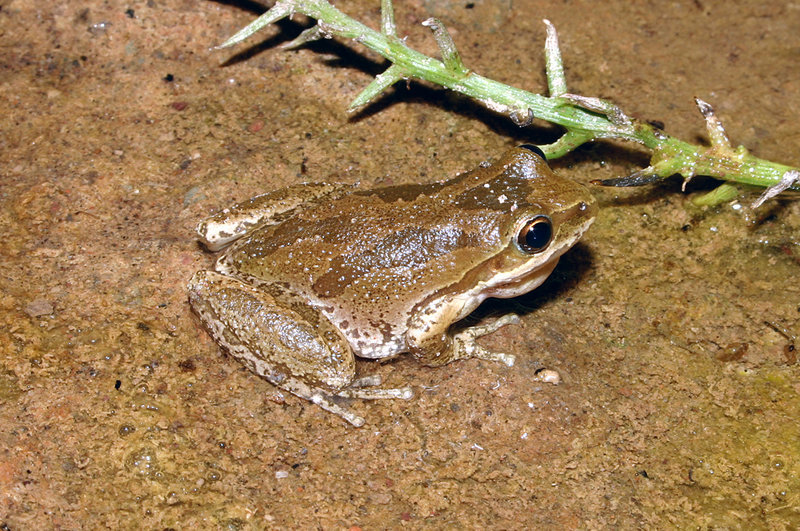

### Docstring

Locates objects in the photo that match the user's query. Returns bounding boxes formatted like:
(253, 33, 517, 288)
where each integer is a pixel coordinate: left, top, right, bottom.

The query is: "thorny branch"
(218, 0, 799, 207)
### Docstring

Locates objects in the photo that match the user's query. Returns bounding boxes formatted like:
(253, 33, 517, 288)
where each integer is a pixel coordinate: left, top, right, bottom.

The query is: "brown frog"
(188, 145, 596, 426)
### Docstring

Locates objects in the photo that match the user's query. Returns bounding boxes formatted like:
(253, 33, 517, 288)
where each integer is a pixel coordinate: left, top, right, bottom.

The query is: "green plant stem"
(218, 0, 799, 204)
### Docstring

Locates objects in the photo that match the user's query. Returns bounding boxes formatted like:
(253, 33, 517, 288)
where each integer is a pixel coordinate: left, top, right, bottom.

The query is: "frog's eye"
(518, 144, 547, 160)
(516, 215, 553, 254)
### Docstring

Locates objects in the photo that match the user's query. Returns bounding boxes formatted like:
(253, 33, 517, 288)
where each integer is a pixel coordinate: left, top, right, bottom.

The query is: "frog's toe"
(338, 385, 414, 400)
(310, 393, 366, 427)
(338, 374, 414, 400)
(459, 342, 516, 367)
(467, 313, 521, 338)
(350, 374, 383, 387)
(451, 314, 520, 367)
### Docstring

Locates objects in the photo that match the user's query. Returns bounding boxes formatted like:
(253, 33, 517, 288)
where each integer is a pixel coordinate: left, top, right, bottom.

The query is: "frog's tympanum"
(188, 145, 597, 426)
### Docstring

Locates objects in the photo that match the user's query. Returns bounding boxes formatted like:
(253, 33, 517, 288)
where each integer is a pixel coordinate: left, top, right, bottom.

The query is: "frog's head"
(459, 144, 597, 301)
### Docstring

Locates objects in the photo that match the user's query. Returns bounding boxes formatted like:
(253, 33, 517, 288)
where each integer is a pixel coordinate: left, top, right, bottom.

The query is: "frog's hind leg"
(313, 378, 414, 427)
(188, 270, 412, 427)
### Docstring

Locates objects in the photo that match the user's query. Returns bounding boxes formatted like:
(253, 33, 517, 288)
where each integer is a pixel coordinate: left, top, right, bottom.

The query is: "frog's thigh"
(189, 270, 366, 421)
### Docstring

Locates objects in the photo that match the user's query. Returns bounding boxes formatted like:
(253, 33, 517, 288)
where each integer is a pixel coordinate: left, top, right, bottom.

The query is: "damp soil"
(1, 0, 799, 528)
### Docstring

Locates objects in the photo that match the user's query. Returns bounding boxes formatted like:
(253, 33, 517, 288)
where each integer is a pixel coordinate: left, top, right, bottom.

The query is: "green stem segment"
(219, 0, 799, 204)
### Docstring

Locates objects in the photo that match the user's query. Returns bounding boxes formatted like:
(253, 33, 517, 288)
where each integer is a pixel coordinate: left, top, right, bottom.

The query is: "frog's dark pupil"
(518, 216, 552, 253)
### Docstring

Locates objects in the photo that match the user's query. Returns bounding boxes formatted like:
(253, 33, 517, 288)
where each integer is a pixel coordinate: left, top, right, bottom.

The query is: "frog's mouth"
(445, 254, 561, 325)
(482, 255, 560, 299)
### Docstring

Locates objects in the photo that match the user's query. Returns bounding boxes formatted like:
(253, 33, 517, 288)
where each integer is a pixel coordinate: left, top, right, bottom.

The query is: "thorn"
(282, 25, 324, 49)
(380, 0, 397, 37)
(594, 167, 664, 187)
(751, 169, 800, 208)
(348, 64, 407, 110)
(691, 182, 739, 206)
(216, 1, 294, 49)
(421, 18, 469, 78)
(537, 131, 594, 159)
(695, 97, 731, 149)
(563, 93, 632, 128)
(543, 19, 567, 97)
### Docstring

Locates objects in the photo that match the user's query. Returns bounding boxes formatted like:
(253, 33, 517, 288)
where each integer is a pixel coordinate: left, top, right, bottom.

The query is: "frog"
(187, 145, 597, 426)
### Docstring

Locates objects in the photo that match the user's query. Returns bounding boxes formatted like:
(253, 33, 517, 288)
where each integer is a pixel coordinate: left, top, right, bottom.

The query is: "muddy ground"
(1, 0, 799, 528)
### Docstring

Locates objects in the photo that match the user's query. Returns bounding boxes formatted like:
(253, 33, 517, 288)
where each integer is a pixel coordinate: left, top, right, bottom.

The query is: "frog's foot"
(453, 313, 520, 367)
(310, 376, 414, 427)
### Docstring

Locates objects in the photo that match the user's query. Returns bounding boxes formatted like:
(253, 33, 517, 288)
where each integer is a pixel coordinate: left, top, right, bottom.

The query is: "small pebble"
(535, 369, 561, 385)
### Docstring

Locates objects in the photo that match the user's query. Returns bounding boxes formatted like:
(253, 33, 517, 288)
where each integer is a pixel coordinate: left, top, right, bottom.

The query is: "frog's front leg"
(188, 270, 412, 427)
(451, 314, 520, 367)
(407, 306, 519, 368)
(196, 182, 352, 251)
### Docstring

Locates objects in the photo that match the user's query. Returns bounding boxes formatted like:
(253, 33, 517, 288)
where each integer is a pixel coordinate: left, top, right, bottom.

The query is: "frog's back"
(223, 186, 502, 282)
